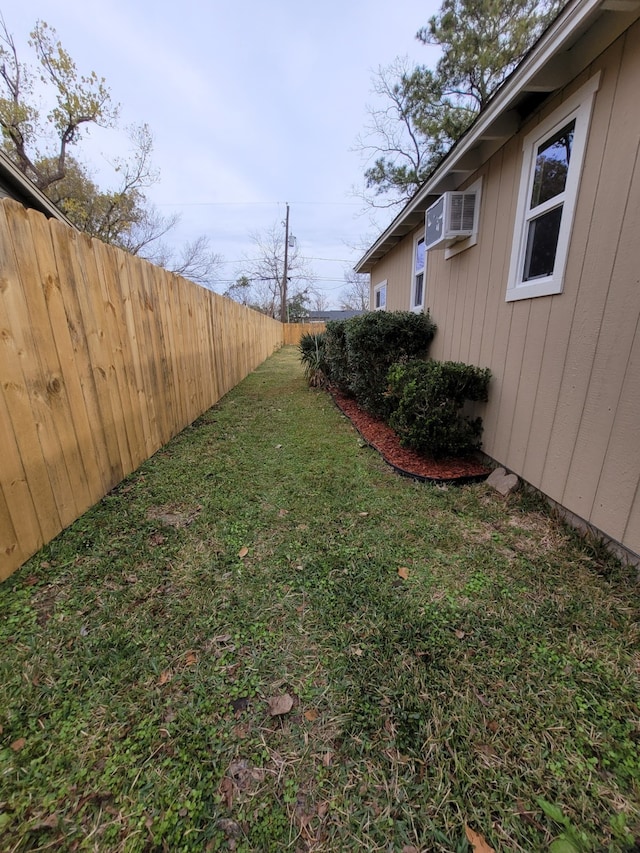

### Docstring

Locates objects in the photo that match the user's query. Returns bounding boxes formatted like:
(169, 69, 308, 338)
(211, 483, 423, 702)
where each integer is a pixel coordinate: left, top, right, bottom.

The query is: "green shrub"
(322, 321, 352, 392)
(323, 312, 437, 418)
(388, 359, 491, 458)
(298, 332, 327, 387)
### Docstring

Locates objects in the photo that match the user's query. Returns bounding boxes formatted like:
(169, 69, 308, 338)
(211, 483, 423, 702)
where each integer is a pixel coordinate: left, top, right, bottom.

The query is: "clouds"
(7, 0, 440, 304)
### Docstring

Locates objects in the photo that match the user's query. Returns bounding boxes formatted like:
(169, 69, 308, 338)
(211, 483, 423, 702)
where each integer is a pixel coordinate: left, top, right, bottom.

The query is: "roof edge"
(355, 0, 637, 273)
(0, 149, 76, 228)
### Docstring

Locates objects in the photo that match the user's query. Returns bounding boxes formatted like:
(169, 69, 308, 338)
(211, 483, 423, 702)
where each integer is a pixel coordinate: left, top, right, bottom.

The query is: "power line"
(154, 200, 361, 208)
(217, 255, 353, 265)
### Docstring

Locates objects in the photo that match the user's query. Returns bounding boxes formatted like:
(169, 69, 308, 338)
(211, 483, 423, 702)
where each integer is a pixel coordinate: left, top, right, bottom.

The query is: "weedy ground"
(1, 347, 638, 853)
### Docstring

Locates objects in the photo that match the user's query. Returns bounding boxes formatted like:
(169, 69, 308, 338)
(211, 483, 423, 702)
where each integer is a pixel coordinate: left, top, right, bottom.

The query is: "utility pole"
(281, 203, 290, 324)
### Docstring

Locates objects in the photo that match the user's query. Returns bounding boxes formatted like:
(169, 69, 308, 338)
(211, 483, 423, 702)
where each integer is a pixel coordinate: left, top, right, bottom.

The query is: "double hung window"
(374, 280, 387, 310)
(506, 74, 600, 301)
(411, 236, 426, 311)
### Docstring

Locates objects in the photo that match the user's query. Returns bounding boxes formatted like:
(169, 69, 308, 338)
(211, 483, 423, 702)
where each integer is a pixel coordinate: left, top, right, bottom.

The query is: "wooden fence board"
(0, 198, 283, 581)
(0, 205, 62, 542)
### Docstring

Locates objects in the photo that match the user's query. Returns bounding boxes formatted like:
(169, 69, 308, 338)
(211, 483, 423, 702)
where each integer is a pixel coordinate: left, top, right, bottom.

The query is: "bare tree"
(233, 222, 316, 319)
(310, 289, 331, 313)
(340, 270, 370, 311)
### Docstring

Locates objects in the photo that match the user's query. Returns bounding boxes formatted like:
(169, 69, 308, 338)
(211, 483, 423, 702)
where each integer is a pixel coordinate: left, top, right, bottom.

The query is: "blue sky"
(5, 0, 441, 305)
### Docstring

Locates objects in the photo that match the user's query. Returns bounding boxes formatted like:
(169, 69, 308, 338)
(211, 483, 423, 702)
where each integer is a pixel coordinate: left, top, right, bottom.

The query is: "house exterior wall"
(369, 21, 640, 558)
(371, 237, 415, 312)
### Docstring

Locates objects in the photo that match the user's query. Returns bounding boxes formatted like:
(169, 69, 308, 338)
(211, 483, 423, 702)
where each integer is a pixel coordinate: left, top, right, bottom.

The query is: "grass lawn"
(1, 346, 638, 853)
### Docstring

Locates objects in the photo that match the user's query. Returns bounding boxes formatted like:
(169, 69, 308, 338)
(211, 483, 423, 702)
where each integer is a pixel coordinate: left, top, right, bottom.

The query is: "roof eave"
(0, 150, 76, 228)
(355, 0, 640, 273)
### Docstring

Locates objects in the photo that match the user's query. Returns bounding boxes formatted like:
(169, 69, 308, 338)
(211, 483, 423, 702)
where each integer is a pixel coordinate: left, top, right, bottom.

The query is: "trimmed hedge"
(323, 311, 437, 418)
(387, 360, 491, 458)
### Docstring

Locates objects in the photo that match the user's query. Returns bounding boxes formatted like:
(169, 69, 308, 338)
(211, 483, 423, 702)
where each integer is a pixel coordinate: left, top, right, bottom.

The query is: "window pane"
(523, 205, 563, 281)
(414, 273, 424, 307)
(530, 120, 575, 208)
(415, 238, 426, 271)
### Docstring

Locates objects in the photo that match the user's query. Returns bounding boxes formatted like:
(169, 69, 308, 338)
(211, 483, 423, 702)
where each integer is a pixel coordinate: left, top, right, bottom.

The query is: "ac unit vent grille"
(449, 192, 476, 232)
(424, 190, 478, 250)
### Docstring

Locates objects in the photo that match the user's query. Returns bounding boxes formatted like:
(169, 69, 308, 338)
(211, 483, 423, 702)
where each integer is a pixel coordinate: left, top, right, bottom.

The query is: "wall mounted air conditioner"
(425, 190, 478, 250)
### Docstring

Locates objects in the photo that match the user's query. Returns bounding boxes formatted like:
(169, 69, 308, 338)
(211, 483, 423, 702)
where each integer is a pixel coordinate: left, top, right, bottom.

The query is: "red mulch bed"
(330, 389, 490, 484)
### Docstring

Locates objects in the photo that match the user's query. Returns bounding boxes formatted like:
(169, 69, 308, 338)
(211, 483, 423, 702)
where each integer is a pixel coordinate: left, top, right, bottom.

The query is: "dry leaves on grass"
(397, 567, 410, 580)
(267, 694, 294, 716)
(465, 824, 495, 852)
(238, 546, 249, 559)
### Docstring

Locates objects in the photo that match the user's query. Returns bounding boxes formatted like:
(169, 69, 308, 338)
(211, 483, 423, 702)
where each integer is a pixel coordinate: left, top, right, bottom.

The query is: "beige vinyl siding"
(370, 237, 415, 312)
(373, 20, 640, 558)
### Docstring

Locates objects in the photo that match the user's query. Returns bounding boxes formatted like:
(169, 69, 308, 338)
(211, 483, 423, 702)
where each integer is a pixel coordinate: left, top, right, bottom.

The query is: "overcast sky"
(6, 0, 441, 306)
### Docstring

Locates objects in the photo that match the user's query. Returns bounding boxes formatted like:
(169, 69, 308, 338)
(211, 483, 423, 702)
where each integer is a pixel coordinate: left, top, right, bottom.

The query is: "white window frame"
(506, 73, 600, 302)
(374, 280, 387, 310)
(411, 235, 426, 312)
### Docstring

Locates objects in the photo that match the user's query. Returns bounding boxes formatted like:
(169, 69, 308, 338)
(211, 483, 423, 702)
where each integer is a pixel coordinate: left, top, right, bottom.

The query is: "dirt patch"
(330, 389, 490, 483)
(146, 505, 201, 528)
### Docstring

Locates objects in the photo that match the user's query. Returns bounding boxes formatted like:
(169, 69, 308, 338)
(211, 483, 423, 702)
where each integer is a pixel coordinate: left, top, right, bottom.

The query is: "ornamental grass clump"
(388, 359, 491, 458)
(298, 331, 327, 387)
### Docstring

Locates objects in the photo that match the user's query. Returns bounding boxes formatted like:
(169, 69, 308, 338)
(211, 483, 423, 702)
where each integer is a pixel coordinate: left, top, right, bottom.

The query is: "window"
(374, 280, 387, 310)
(506, 74, 600, 301)
(411, 236, 426, 311)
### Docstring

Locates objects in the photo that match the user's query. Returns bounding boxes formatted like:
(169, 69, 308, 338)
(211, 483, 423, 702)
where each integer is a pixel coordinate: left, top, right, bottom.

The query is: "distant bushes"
(298, 310, 491, 459)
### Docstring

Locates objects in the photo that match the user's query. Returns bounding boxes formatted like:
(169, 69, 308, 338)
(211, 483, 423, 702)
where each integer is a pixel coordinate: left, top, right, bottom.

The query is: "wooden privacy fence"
(282, 322, 327, 346)
(0, 199, 283, 581)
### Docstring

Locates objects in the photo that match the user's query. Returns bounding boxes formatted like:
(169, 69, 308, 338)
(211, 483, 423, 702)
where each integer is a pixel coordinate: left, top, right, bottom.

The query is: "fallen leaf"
(158, 670, 173, 686)
(10, 737, 26, 752)
(278, 509, 289, 517)
(402, 847, 419, 853)
(465, 824, 495, 853)
(358, 511, 369, 517)
(219, 776, 234, 809)
(304, 709, 319, 722)
(487, 720, 499, 733)
(317, 801, 329, 817)
(238, 546, 249, 559)
(33, 814, 58, 830)
(216, 817, 242, 838)
(474, 690, 491, 707)
(352, 646, 364, 657)
(322, 752, 333, 767)
(397, 566, 409, 580)
(267, 694, 294, 716)
(455, 629, 466, 639)
(185, 651, 198, 667)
